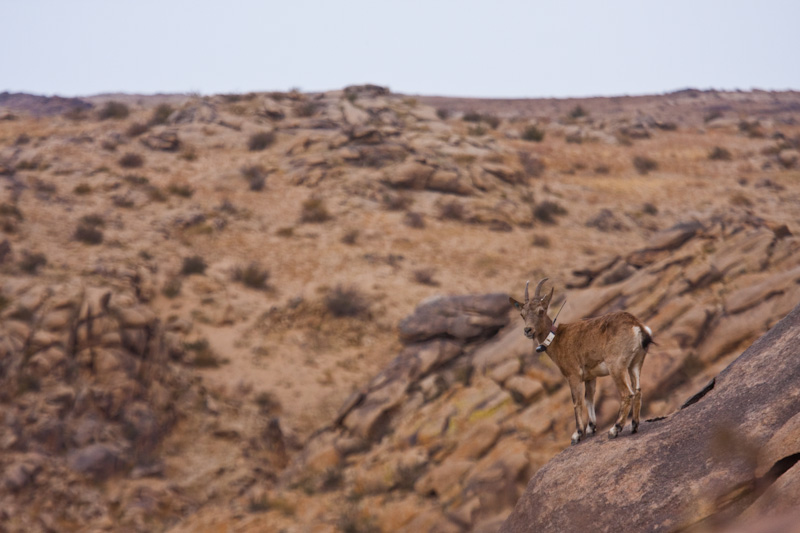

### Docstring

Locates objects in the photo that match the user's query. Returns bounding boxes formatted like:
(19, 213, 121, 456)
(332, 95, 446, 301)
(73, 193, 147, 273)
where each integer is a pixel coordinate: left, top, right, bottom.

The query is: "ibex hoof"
(586, 422, 597, 435)
(571, 430, 583, 445)
(631, 421, 639, 434)
(608, 424, 622, 438)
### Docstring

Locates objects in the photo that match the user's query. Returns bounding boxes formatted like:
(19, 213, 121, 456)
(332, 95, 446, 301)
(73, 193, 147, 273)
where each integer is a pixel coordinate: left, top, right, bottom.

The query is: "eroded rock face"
(500, 302, 800, 533)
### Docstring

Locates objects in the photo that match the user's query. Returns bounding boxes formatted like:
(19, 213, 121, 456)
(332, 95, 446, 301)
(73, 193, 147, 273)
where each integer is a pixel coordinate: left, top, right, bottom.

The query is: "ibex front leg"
(609, 369, 635, 438)
(584, 379, 597, 436)
(567, 377, 586, 445)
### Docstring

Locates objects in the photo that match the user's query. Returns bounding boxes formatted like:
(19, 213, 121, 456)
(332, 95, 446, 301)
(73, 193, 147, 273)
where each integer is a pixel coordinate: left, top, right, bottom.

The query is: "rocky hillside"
(1, 86, 799, 531)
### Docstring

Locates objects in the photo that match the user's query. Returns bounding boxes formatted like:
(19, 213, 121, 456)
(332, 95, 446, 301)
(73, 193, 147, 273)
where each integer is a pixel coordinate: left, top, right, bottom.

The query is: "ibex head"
(509, 278, 554, 341)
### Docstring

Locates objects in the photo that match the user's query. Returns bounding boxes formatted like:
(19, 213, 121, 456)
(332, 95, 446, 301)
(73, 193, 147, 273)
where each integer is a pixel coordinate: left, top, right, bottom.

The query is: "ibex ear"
(509, 297, 523, 310)
(543, 287, 554, 309)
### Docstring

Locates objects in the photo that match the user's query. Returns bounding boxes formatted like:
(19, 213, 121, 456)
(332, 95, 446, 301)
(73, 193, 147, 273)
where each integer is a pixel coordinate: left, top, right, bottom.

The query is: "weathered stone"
(725, 266, 800, 315)
(68, 443, 127, 480)
(481, 162, 523, 184)
(427, 169, 474, 195)
(415, 459, 473, 499)
(450, 420, 501, 461)
(140, 130, 180, 152)
(398, 293, 510, 344)
(504, 376, 544, 402)
(489, 358, 520, 384)
(385, 161, 434, 189)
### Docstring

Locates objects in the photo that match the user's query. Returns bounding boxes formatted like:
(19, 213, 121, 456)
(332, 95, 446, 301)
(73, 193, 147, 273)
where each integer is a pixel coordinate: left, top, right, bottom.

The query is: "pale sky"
(3, 0, 799, 98)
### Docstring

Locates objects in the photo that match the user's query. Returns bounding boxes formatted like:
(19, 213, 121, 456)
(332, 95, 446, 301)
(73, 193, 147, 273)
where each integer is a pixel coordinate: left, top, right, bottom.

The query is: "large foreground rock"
(501, 302, 800, 533)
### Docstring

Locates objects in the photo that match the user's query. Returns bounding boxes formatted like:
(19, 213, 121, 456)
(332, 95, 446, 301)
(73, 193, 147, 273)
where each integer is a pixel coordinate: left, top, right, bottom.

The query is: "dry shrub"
(300, 197, 331, 223)
(241, 165, 267, 191)
(708, 146, 732, 161)
(118, 152, 144, 168)
(98, 101, 130, 120)
(233, 262, 270, 290)
(325, 285, 370, 318)
(126, 122, 149, 137)
(19, 252, 47, 274)
(74, 224, 103, 245)
(522, 125, 545, 142)
(413, 268, 439, 286)
(168, 183, 194, 198)
(341, 229, 359, 245)
(248, 131, 276, 151)
(73, 183, 92, 195)
(438, 200, 465, 221)
(150, 104, 174, 126)
(381, 191, 413, 211)
(632, 155, 658, 175)
(404, 211, 425, 229)
(181, 255, 207, 275)
(533, 201, 567, 224)
(519, 151, 546, 178)
(532, 234, 551, 248)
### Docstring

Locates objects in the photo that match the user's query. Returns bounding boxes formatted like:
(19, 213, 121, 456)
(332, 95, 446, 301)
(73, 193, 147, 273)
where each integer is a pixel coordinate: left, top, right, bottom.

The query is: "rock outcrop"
(501, 300, 800, 533)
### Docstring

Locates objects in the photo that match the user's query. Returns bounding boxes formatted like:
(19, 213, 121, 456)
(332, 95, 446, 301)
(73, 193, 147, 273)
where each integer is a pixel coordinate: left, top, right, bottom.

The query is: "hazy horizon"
(4, 1, 799, 99)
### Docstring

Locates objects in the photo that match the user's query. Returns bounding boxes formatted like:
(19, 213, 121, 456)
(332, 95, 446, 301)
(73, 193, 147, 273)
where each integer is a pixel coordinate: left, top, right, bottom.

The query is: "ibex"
(510, 278, 654, 445)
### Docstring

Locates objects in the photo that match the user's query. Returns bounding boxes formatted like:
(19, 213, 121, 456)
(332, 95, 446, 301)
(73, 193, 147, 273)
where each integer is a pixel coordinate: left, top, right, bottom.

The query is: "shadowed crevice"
(680, 377, 715, 409)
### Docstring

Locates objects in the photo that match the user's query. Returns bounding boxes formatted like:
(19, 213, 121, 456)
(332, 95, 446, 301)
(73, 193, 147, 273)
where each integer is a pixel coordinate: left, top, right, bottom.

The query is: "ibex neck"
(537, 316, 555, 344)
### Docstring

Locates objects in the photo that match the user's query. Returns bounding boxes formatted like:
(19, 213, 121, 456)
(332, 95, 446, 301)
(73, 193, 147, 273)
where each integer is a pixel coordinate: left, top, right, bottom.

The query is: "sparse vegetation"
(184, 338, 221, 368)
(519, 152, 546, 178)
(568, 105, 588, 120)
(294, 101, 318, 118)
(74, 223, 104, 245)
(161, 277, 182, 298)
(300, 197, 332, 223)
(19, 252, 47, 274)
(248, 131, 276, 151)
(325, 285, 370, 318)
(533, 201, 568, 224)
(126, 122, 149, 137)
(532, 234, 552, 248)
(708, 146, 732, 161)
(150, 103, 174, 126)
(642, 202, 659, 215)
(436, 108, 450, 120)
(181, 255, 207, 275)
(632, 155, 658, 175)
(233, 262, 270, 290)
(404, 211, 425, 229)
(73, 183, 92, 195)
(97, 101, 130, 120)
(118, 152, 144, 169)
(413, 268, 439, 286)
(381, 191, 412, 211)
(438, 200, 465, 221)
(341, 229, 359, 245)
(240, 165, 267, 191)
(522, 124, 545, 142)
(168, 183, 194, 198)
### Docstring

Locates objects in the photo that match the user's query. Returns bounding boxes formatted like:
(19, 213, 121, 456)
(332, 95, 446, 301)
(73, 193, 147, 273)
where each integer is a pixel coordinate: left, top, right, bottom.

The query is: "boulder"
(398, 293, 510, 344)
(67, 443, 127, 480)
(501, 302, 800, 533)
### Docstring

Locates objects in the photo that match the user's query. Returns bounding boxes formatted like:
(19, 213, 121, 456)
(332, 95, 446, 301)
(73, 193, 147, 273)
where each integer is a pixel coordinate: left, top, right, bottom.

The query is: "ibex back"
(510, 278, 654, 445)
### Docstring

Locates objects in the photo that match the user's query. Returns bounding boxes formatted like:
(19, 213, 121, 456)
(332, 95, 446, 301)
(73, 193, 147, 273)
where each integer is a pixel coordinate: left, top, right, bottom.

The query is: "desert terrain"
(1, 85, 799, 532)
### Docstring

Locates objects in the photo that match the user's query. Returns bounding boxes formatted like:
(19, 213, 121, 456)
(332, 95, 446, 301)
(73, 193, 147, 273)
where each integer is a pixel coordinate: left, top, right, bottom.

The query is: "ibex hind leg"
(629, 359, 644, 433)
(608, 370, 635, 439)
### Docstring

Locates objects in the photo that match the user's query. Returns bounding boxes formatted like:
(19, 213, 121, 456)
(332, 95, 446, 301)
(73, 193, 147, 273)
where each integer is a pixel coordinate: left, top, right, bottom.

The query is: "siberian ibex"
(510, 278, 654, 445)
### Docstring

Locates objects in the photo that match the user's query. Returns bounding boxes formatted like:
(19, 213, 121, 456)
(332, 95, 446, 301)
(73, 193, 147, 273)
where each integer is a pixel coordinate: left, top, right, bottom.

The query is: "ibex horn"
(534, 278, 549, 299)
(524, 280, 530, 302)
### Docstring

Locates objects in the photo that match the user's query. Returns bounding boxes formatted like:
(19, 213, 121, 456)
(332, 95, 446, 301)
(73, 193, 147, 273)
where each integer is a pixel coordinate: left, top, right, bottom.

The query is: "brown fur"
(510, 278, 653, 444)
